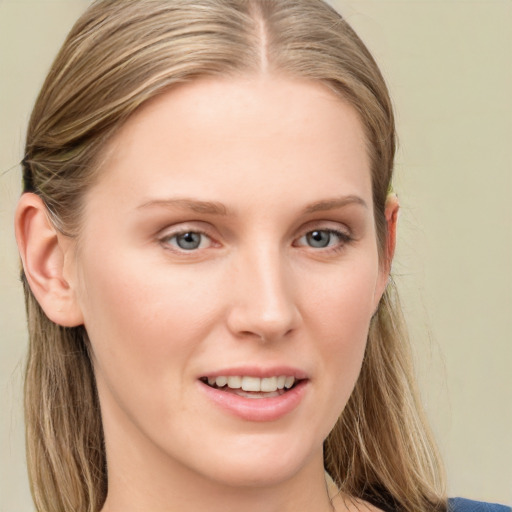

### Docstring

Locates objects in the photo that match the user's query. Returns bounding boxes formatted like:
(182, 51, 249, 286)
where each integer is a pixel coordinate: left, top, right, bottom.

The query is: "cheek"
(303, 254, 380, 421)
(75, 247, 221, 394)
(306, 252, 380, 341)
(75, 250, 230, 451)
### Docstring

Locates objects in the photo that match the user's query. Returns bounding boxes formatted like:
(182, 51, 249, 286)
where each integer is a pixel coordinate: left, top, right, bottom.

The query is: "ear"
(383, 193, 399, 273)
(15, 193, 84, 327)
(374, 193, 400, 305)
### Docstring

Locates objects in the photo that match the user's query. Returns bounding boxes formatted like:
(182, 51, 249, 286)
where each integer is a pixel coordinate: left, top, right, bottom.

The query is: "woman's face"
(71, 76, 390, 488)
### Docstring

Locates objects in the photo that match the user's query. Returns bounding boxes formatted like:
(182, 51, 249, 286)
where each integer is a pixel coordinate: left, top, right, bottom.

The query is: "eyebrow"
(137, 198, 229, 215)
(302, 195, 368, 214)
(137, 194, 367, 216)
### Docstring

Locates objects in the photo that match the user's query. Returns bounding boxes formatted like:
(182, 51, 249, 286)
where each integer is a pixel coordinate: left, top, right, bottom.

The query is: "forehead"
(89, 74, 372, 213)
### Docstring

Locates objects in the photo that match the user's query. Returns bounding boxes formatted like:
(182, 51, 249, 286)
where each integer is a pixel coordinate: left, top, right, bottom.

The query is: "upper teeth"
(206, 375, 296, 392)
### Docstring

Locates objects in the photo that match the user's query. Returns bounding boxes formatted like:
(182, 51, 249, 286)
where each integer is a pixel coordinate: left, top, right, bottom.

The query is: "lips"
(198, 368, 308, 421)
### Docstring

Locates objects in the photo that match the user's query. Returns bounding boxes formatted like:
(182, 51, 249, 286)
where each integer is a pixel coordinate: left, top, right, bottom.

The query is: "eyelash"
(158, 227, 352, 254)
(294, 228, 352, 254)
(159, 229, 215, 252)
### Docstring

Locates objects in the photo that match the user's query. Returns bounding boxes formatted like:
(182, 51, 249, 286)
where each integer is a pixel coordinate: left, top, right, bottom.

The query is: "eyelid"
(157, 219, 216, 239)
(296, 219, 352, 238)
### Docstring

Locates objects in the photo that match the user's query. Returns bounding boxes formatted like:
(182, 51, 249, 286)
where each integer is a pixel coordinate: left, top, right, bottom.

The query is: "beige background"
(1, 1, 510, 510)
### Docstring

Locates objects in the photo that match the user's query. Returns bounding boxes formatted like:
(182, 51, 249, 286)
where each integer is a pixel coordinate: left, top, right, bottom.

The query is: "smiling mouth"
(199, 375, 300, 399)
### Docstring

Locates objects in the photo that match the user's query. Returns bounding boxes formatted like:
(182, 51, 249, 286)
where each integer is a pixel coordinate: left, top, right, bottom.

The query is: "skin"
(16, 75, 398, 512)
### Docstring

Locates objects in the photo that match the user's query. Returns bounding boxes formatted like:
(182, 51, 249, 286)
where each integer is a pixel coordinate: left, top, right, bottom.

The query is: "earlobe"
(15, 193, 84, 327)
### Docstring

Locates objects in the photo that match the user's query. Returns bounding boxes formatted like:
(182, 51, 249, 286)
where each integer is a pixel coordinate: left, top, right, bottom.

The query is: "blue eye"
(164, 231, 210, 251)
(176, 232, 202, 250)
(297, 229, 349, 249)
(306, 230, 332, 248)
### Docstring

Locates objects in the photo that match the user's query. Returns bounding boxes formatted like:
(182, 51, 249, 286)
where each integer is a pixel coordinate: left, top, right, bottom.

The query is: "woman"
(13, 1, 510, 512)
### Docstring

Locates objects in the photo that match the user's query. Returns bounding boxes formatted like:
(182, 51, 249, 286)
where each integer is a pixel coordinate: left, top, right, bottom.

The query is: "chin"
(186, 432, 321, 489)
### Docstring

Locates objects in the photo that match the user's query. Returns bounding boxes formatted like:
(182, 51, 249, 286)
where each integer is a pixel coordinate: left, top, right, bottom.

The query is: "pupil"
(177, 232, 201, 250)
(307, 230, 330, 248)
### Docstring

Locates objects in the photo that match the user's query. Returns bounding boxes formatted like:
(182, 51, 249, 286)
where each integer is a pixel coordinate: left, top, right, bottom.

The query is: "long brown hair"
(21, 1, 445, 511)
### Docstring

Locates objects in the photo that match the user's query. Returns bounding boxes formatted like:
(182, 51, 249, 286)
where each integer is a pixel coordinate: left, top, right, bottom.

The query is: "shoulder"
(449, 498, 512, 512)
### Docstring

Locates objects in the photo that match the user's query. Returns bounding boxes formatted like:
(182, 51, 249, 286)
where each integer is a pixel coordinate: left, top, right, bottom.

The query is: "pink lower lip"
(198, 380, 308, 422)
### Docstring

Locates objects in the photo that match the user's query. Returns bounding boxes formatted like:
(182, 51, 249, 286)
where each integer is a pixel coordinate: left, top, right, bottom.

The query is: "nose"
(226, 246, 301, 342)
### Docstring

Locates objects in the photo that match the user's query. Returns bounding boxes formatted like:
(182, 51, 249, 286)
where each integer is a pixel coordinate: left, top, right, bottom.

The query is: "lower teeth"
(232, 389, 283, 399)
